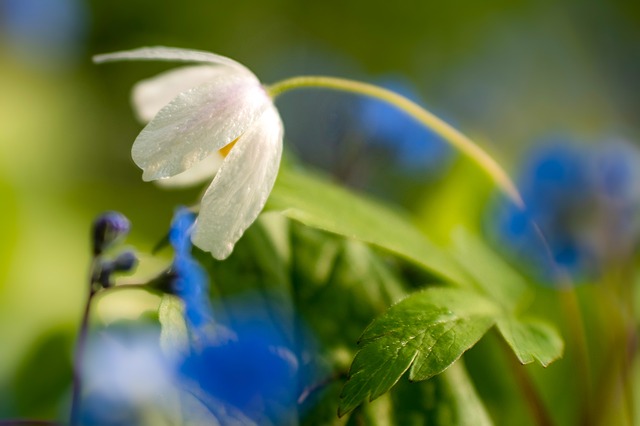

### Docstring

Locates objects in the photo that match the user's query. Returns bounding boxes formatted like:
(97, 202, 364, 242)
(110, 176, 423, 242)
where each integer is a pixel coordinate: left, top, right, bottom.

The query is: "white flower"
(94, 47, 283, 259)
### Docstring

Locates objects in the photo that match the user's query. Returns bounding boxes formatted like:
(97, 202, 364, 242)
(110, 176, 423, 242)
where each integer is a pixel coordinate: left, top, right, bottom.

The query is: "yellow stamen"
(219, 139, 238, 158)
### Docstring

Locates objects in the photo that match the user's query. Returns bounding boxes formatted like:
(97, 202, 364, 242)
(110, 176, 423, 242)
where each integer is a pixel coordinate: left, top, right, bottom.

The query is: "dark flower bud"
(112, 250, 138, 272)
(91, 251, 138, 289)
(92, 260, 115, 289)
(92, 211, 131, 255)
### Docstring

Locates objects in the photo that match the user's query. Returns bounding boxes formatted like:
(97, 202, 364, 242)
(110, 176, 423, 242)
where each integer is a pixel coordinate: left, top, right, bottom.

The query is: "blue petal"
(169, 207, 197, 256)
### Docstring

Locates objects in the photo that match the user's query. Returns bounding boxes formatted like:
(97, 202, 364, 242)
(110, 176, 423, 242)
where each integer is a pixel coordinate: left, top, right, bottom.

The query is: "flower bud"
(92, 260, 114, 289)
(91, 251, 138, 289)
(92, 211, 131, 255)
(112, 250, 138, 272)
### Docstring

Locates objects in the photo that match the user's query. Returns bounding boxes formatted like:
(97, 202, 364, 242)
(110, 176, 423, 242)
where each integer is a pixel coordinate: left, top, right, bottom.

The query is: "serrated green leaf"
(496, 317, 564, 367)
(267, 166, 472, 286)
(338, 287, 499, 416)
(452, 228, 529, 311)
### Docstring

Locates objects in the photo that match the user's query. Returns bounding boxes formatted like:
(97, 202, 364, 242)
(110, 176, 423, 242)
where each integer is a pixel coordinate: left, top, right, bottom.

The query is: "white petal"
(93, 46, 249, 74)
(192, 107, 283, 259)
(133, 65, 238, 123)
(133, 72, 270, 180)
(155, 152, 223, 188)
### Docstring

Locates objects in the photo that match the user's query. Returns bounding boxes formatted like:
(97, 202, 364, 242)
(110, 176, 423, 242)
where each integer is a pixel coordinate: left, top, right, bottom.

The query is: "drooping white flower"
(94, 47, 283, 259)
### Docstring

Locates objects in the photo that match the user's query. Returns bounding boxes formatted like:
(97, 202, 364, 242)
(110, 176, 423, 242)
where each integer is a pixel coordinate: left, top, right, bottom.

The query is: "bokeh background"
(0, 0, 638, 421)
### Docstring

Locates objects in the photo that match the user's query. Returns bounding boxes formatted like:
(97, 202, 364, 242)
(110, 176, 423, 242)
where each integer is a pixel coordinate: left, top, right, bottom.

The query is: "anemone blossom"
(94, 47, 283, 259)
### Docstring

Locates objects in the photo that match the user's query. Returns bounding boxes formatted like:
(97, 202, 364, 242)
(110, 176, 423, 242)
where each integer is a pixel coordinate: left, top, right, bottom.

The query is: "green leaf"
(452, 228, 529, 311)
(291, 226, 408, 360)
(389, 361, 493, 425)
(338, 287, 499, 416)
(439, 362, 494, 426)
(496, 317, 564, 367)
(158, 294, 189, 360)
(451, 231, 563, 367)
(267, 166, 472, 286)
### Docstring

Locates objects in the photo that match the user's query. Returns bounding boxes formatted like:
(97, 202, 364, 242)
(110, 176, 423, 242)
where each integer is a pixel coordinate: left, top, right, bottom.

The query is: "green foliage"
(267, 165, 472, 287)
(451, 228, 529, 312)
(388, 363, 493, 426)
(264, 165, 565, 417)
(3, 152, 568, 424)
(7, 329, 73, 418)
(438, 362, 494, 426)
(496, 317, 564, 367)
(452, 229, 563, 367)
(0, 177, 17, 291)
(338, 287, 499, 416)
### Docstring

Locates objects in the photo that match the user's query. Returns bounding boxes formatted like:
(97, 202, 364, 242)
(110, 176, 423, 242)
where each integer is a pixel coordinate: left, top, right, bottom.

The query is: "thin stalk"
(268, 76, 524, 208)
(69, 259, 98, 426)
(68, 280, 161, 423)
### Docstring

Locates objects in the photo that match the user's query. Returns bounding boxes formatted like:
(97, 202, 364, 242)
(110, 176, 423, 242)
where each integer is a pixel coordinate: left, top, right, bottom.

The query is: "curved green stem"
(268, 76, 524, 208)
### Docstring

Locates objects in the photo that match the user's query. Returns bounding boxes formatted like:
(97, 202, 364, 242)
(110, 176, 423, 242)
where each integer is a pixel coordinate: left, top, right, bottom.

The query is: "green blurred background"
(0, 0, 638, 420)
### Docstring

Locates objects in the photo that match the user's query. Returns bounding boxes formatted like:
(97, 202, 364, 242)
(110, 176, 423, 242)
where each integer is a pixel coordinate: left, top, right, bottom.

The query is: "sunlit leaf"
(496, 317, 563, 367)
(267, 166, 472, 286)
(451, 228, 530, 311)
(338, 287, 499, 416)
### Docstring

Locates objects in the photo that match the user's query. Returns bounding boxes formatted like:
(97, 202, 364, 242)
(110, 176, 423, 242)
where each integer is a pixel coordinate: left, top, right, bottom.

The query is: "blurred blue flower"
(489, 138, 640, 283)
(85, 208, 322, 424)
(167, 208, 214, 338)
(0, 0, 87, 68)
(357, 77, 454, 174)
(179, 308, 301, 424)
(166, 208, 318, 422)
(81, 329, 174, 426)
(80, 319, 306, 425)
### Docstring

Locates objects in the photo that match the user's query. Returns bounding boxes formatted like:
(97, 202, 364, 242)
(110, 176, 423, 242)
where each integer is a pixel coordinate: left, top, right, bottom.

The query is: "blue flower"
(80, 328, 175, 426)
(357, 77, 453, 173)
(0, 0, 87, 67)
(488, 138, 640, 283)
(82, 209, 322, 424)
(167, 210, 318, 416)
(178, 290, 324, 424)
(168, 208, 214, 337)
(179, 309, 300, 423)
